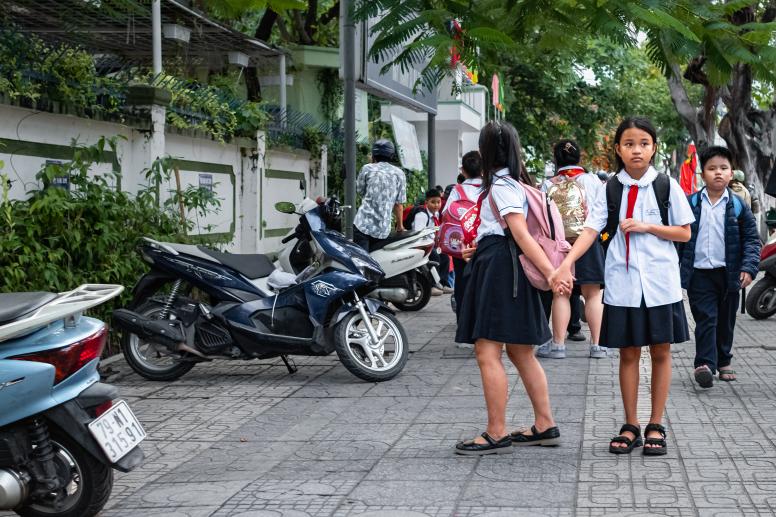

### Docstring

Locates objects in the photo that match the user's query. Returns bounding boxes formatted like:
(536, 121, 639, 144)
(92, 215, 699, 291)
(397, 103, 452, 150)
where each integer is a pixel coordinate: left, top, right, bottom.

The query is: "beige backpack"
(547, 176, 588, 242)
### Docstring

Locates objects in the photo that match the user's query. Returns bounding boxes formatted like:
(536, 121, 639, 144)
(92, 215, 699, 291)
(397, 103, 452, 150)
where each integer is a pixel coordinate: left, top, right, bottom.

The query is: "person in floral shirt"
(353, 139, 407, 251)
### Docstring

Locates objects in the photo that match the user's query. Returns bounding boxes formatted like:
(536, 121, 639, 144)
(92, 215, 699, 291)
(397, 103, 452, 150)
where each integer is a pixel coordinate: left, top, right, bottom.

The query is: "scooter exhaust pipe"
(112, 309, 184, 347)
(371, 288, 409, 304)
(0, 469, 27, 509)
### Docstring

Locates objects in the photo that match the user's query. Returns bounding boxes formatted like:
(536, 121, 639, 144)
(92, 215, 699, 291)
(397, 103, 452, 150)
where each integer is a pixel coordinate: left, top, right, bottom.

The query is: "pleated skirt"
(600, 298, 690, 348)
(455, 235, 551, 345)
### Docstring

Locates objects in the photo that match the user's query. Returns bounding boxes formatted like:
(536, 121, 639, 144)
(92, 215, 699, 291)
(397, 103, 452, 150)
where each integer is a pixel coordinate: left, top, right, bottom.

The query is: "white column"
(279, 54, 287, 128)
(152, 0, 162, 76)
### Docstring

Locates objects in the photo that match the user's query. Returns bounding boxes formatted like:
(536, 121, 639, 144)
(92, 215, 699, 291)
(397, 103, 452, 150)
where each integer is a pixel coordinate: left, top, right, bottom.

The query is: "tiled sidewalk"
(8, 294, 775, 516)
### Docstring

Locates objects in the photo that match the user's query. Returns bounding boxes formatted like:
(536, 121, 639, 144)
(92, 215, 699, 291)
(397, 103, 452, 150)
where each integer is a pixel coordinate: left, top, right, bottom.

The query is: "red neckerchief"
(557, 166, 586, 179)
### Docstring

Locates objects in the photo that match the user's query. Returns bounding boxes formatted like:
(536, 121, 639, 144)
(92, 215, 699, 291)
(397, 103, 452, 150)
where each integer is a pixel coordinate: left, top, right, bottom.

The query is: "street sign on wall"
(343, 9, 438, 115)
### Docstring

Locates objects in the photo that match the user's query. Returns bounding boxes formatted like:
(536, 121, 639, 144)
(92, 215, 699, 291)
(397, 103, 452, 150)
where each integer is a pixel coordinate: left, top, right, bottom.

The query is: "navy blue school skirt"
(574, 238, 605, 286)
(599, 298, 689, 348)
(455, 235, 551, 345)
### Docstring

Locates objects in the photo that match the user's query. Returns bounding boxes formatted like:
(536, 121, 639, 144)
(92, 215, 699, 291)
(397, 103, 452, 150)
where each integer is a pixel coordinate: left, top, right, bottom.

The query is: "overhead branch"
(292, 10, 314, 44)
(319, 1, 340, 25)
(255, 9, 279, 41)
(304, 0, 319, 40)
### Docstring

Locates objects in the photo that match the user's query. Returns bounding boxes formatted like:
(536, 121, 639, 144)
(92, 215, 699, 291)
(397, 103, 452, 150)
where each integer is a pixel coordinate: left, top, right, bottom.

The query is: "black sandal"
(609, 423, 642, 454)
(643, 423, 668, 456)
(510, 425, 561, 447)
(455, 432, 513, 456)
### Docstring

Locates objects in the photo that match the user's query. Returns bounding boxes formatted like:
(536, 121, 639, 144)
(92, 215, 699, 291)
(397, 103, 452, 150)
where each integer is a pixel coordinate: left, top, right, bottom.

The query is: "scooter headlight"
(352, 256, 383, 282)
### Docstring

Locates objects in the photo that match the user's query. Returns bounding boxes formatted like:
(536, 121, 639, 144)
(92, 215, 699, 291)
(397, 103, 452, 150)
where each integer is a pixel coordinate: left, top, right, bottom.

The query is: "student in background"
(678, 146, 760, 387)
(445, 151, 484, 314)
(412, 189, 451, 295)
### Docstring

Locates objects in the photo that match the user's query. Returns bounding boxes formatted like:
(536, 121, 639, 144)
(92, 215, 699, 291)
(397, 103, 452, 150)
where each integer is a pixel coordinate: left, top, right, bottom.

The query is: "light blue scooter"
(0, 285, 145, 517)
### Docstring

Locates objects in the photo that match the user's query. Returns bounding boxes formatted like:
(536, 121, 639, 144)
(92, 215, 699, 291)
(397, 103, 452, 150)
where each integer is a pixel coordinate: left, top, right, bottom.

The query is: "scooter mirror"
(275, 201, 296, 214)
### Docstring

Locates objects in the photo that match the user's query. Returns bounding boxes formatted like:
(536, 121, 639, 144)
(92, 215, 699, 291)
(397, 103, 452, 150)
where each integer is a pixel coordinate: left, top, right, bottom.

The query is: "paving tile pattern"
(3, 294, 775, 516)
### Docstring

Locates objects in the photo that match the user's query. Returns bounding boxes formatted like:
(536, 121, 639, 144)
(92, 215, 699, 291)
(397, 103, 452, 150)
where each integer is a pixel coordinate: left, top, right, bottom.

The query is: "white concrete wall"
(0, 104, 318, 254)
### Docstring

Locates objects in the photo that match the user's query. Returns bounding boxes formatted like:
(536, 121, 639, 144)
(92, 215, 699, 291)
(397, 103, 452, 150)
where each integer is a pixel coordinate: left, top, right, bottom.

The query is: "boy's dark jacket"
(678, 188, 761, 293)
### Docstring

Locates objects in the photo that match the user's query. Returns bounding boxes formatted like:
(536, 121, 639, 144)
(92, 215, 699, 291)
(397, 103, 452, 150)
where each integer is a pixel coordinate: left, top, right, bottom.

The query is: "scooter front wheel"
(334, 308, 408, 382)
(17, 426, 113, 517)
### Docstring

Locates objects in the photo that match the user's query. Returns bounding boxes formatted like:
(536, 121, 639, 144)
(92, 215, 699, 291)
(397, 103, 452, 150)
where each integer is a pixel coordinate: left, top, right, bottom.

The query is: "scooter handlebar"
(281, 233, 296, 244)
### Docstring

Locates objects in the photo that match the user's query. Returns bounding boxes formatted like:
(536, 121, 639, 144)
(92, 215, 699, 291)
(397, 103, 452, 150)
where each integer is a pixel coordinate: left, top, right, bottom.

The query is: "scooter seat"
(0, 292, 58, 325)
(370, 230, 423, 252)
(198, 248, 277, 280)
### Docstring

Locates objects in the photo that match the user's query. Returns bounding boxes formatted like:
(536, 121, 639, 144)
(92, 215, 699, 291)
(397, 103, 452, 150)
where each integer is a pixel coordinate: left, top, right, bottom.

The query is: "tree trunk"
(245, 66, 262, 101)
(255, 9, 279, 41)
(666, 64, 715, 151)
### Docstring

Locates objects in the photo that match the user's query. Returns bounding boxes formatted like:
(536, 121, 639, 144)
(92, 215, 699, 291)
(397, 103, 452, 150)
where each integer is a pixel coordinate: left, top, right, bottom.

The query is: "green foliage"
(0, 26, 126, 113)
(0, 138, 225, 353)
(150, 74, 268, 142)
(316, 68, 344, 124)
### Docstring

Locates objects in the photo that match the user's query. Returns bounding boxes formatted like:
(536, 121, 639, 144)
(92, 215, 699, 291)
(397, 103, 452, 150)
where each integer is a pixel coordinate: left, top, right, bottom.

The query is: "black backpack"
(600, 173, 670, 252)
(403, 204, 428, 229)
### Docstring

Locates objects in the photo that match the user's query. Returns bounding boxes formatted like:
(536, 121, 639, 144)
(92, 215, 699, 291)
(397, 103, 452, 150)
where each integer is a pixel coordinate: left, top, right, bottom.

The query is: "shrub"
(0, 137, 224, 354)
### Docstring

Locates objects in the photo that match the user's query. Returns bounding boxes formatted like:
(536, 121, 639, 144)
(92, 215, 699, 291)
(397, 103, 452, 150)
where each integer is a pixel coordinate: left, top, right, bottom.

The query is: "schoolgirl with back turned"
(551, 117, 695, 456)
(454, 122, 563, 456)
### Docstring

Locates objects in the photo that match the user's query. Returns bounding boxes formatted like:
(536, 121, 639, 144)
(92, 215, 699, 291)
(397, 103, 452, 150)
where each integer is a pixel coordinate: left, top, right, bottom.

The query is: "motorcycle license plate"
(88, 400, 146, 463)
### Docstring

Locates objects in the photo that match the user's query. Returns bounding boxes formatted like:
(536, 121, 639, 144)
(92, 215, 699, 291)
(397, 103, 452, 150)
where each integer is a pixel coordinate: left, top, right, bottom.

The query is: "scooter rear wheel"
(120, 301, 196, 381)
(334, 308, 408, 382)
(16, 426, 113, 517)
(745, 276, 776, 320)
(392, 272, 432, 312)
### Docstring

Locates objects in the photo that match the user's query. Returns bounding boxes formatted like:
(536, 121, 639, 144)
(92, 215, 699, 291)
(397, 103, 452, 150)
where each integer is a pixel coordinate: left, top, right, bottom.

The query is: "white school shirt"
(584, 167, 695, 308)
(476, 169, 529, 243)
(693, 189, 729, 269)
(443, 178, 483, 215)
(412, 208, 437, 231)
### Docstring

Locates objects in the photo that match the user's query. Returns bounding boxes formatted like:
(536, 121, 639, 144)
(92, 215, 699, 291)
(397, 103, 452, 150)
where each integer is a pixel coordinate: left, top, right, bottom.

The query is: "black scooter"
(112, 198, 409, 382)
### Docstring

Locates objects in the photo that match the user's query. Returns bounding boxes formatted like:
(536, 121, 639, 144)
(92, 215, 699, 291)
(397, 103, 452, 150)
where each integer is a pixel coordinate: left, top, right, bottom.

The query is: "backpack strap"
(730, 190, 743, 218)
(453, 184, 467, 201)
(653, 172, 671, 226)
(603, 178, 624, 249)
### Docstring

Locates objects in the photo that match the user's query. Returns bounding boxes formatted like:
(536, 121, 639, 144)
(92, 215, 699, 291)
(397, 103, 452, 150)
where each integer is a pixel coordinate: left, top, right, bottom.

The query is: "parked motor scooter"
(0, 284, 145, 517)
(113, 197, 409, 383)
(745, 231, 776, 319)
(276, 198, 439, 312)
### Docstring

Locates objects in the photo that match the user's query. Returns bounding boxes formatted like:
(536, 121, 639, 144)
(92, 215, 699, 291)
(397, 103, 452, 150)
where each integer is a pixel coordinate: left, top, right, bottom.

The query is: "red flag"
(679, 143, 697, 195)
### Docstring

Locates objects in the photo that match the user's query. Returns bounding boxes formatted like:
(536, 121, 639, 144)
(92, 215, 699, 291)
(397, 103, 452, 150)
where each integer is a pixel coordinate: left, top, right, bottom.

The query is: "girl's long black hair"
(613, 117, 658, 172)
(479, 121, 532, 191)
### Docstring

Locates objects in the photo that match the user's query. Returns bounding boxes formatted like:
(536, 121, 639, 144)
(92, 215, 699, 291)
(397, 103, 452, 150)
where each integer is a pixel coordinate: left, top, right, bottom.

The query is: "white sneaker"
(589, 345, 609, 359)
(536, 341, 566, 359)
(441, 286, 454, 294)
(430, 287, 444, 296)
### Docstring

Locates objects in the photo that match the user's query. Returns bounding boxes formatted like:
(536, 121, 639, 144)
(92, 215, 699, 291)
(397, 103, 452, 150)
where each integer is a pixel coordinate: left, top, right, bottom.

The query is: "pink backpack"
(489, 183, 573, 291)
(438, 185, 479, 258)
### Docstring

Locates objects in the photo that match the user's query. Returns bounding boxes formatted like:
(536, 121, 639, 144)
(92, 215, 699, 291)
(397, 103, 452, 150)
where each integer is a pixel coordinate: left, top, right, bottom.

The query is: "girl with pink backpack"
(454, 122, 566, 456)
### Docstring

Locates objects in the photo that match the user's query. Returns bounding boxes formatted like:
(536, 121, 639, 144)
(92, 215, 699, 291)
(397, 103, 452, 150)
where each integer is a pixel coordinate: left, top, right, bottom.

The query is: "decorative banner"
(679, 143, 698, 195)
(492, 74, 500, 107)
